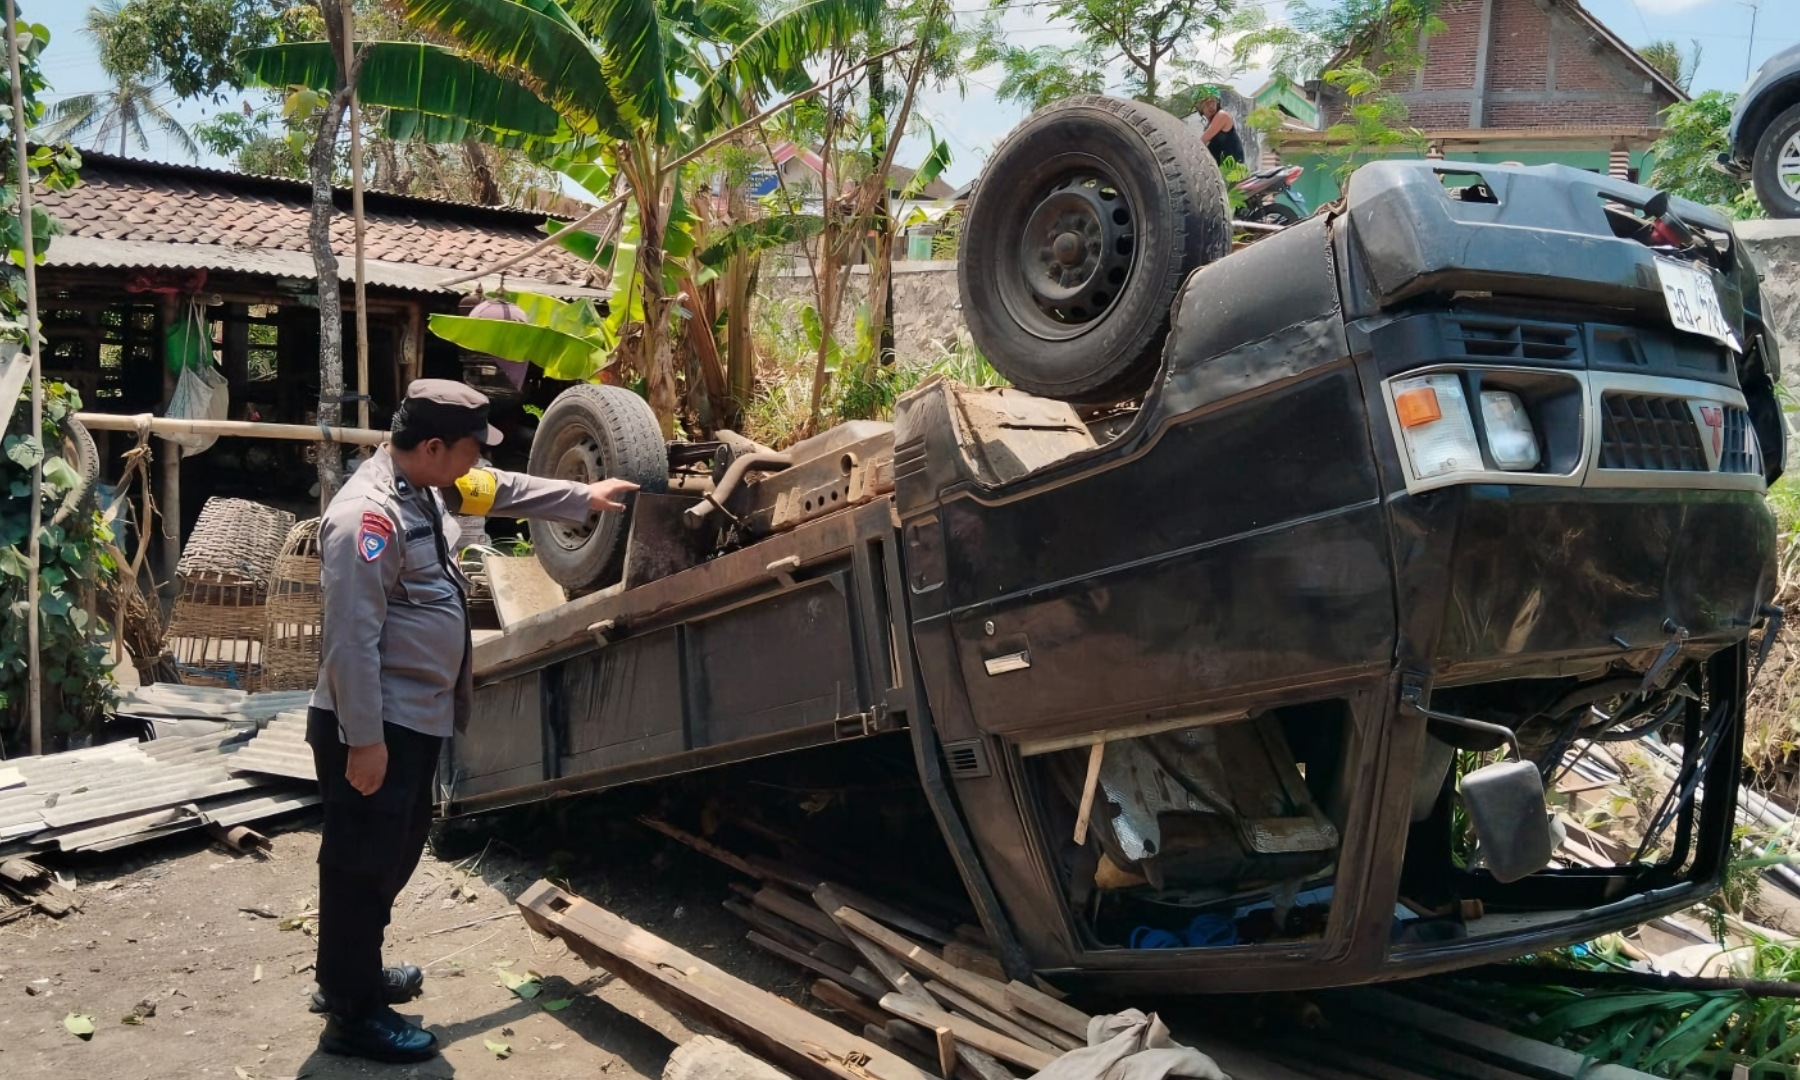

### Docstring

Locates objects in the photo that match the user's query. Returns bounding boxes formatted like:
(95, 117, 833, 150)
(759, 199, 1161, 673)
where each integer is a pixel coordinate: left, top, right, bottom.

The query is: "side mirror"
(1458, 760, 1554, 883)
(1403, 686, 1555, 884)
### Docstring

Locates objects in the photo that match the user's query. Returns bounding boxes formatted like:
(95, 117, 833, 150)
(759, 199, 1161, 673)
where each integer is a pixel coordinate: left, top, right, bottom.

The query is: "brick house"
(1274, 0, 1685, 207)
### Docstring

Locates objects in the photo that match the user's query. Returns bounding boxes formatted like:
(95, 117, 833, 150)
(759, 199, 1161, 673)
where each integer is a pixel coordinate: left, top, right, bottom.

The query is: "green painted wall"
(1276, 147, 1659, 213)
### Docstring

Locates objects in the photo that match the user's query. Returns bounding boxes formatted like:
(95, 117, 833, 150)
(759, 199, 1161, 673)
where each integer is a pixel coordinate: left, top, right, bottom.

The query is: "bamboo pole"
(75, 413, 387, 446)
(7, 0, 43, 756)
(341, 3, 369, 433)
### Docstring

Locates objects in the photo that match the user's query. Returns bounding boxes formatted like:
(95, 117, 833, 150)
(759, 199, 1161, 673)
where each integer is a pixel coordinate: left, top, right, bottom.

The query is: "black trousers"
(306, 707, 442, 1018)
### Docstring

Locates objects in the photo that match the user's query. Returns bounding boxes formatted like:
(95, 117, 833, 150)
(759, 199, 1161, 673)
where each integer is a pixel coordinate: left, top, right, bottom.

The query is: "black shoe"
(309, 965, 425, 1013)
(318, 1006, 439, 1063)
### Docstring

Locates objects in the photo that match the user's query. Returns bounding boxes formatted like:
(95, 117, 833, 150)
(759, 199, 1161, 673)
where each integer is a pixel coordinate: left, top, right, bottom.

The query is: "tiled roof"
(36, 151, 605, 293)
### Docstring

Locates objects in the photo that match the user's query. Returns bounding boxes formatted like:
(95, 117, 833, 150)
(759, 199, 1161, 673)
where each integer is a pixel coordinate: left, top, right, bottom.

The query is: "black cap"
(393, 379, 503, 447)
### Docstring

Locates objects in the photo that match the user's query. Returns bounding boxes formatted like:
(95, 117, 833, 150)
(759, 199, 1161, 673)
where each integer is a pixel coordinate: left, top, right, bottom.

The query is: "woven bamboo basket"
(261, 517, 323, 692)
(163, 498, 296, 691)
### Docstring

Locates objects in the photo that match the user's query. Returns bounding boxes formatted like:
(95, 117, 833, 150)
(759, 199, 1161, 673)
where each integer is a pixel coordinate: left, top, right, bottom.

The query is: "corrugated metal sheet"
(226, 710, 317, 782)
(46, 235, 611, 301)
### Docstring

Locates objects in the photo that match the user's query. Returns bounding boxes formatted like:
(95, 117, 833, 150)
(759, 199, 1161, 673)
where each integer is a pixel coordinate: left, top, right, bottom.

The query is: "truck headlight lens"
(1479, 390, 1540, 471)
(1393, 375, 1481, 479)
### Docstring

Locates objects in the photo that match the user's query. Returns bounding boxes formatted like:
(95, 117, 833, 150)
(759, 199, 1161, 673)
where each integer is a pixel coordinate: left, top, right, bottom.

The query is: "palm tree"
(35, 2, 200, 161)
(1639, 39, 1702, 96)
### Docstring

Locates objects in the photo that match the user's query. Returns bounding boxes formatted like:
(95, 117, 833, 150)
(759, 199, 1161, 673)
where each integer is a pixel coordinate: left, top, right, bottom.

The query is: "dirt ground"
(0, 810, 810, 1080)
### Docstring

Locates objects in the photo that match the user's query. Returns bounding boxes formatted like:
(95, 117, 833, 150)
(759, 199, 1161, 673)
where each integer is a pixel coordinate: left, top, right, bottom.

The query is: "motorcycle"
(1233, 164, 1308, 227)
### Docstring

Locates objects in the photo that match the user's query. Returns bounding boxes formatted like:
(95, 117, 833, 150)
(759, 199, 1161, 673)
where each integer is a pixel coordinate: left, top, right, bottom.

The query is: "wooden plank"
(817, 882, 956, 947)
(921, 980, 1059, 1055)
(888, 1022, 1016, 1080)
(813, 979, 893, 1028)
(816, 886, 934, 1006)
(1003, 981, 1092, 1042)
(516, 880, 933, 1080)
(862, 1024, 946, 1080)
(642, 817, 765, 880)
(1072, 742, 1105, 845)
(878, 994, 1056, 1073)
(754, 886, 853, 947)
(724, 899, 822, 955)
(1333, 990, 1660, 1080)
(942, 943, 1005, 984)
(749, 932, 886, 999)
(831, 905, 1020, 1021)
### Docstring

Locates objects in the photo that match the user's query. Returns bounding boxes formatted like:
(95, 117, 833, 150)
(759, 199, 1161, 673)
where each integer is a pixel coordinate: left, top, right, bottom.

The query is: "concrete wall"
(1741, 220, 1800, 392)
(761, 260, 968, 365)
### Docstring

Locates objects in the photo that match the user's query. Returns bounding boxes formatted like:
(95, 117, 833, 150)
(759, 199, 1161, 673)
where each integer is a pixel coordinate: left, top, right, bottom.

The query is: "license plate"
(1655, 256, 1740, 352)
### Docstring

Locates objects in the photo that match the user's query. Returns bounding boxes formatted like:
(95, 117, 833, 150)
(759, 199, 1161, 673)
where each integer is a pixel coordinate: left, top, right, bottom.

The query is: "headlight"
(1393, 375, 1482, 478)
(1480, 390, 1540, 470)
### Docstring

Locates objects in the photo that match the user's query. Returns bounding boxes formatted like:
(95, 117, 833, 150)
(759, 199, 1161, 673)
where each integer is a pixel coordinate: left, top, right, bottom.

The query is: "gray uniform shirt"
(310, 447, 592, 746)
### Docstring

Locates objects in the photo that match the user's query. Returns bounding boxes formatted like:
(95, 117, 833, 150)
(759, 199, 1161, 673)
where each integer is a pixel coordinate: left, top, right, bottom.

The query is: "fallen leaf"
(495, 968, 541, 1000)
(484, 1039, 512, 1059)
(252, 965, 263, 983)
(235, 1068, 252, 1080)
(120, 1015, 145, 1026)
(64, 1013, 96, 1039)
(542, 998, 573, 1012)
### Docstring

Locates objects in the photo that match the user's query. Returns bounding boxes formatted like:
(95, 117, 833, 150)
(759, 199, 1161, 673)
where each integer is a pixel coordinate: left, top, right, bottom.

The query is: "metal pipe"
(683, 452, 792, 527)
(75, 412, 387, 446)
(8, 0, 43, 756)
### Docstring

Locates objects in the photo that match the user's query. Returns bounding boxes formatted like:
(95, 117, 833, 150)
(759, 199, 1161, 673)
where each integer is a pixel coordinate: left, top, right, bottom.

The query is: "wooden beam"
(76, 412, 387, 445)
(1003, 981, 1091, 1043)
(515, 880, 934, 1080)
(887, 1022, 1015, 1080)
(812, 979, 893, 1029)
(753, 886, 854, 948)
(921, 980, 1060, 1055)
(748, 931, 887, 999)
(816, 885, 935, 1006)
(877, 994, 1056, 1073)
(828, 906, 1019, 1022)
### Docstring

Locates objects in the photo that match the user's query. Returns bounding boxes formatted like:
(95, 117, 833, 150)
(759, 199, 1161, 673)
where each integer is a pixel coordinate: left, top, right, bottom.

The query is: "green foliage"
(0, 386, 116, 753)
(1315, 62, 1426, 184)
(1651, 91, 1766, 221)
(429, 292, 618, 381)
(94, 0, 297, 103)
(1639, 39, 1701, 96)
(974, 0, 1246, 110)
(30, 1, 199, 161)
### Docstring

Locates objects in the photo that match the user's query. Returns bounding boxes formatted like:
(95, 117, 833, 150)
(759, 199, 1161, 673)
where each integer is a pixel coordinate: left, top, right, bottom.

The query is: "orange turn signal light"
(1395, 387, 1442, 428)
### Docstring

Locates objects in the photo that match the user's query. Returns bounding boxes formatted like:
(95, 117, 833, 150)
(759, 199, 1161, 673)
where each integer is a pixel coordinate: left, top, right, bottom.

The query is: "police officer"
(306, 379, 638, 1062)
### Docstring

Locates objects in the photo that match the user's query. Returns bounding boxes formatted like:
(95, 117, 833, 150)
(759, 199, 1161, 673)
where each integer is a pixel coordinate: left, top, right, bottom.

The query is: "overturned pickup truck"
(449, 98, 1785, 993)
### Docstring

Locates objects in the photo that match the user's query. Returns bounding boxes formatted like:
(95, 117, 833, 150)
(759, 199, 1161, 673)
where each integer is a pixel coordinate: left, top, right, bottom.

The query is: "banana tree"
(242, 0, 885, 436)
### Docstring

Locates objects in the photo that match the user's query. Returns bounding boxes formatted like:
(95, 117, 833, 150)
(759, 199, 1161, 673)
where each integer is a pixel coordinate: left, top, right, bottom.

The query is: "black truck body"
(450, 158, 1785, 994)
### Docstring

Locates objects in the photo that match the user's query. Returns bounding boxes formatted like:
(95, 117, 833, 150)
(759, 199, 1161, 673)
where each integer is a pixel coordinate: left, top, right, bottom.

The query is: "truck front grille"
(1599, 393, 1707, 471)
(1599, 393, 1755, 474)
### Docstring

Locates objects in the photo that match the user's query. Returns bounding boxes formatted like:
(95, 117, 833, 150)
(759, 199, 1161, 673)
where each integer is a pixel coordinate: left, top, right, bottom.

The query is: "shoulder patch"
(455, 468, 498, 516)
(359, 511, 394, 562)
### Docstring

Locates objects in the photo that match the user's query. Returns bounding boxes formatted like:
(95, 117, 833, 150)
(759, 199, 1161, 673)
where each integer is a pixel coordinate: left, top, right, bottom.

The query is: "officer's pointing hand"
(587, 478, 639, 512)
(346, 742, 389, 796)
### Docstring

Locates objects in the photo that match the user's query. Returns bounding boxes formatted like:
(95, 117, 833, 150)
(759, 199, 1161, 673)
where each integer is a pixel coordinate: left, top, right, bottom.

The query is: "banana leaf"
(402, 0, 631, 141)
(428, 313, 604, 382)
(238, 41, 561, 136)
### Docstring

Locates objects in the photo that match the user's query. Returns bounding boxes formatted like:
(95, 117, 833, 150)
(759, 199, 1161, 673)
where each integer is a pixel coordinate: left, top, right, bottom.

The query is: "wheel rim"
(1781, 131, 1800, 201)
(540, 425, 604, 552)
(998, 159, 1139, 341)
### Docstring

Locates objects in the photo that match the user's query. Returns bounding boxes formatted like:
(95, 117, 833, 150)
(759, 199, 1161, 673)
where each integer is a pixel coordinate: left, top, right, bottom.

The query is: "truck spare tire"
(526, 384, 668, 592)
(959, 96, 1231, 403)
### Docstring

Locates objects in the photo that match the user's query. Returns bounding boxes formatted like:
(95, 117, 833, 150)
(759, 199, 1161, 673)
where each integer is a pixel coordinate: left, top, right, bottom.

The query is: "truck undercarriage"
(447, 97, 1786, 993)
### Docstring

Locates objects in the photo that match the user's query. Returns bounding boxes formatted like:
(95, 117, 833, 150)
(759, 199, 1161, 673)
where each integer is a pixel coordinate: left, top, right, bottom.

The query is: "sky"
(25, 0, 1800, 189)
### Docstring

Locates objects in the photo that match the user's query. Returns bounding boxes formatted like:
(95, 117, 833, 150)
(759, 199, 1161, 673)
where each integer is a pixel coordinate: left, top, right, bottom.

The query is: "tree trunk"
(637, 197, 678, 437)
(309, 0, 358, 509)
(464, 139, 501, 205)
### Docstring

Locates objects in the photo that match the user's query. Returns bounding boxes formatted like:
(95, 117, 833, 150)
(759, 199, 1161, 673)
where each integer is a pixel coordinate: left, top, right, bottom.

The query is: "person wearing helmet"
(1198, 89, 1245, 167)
